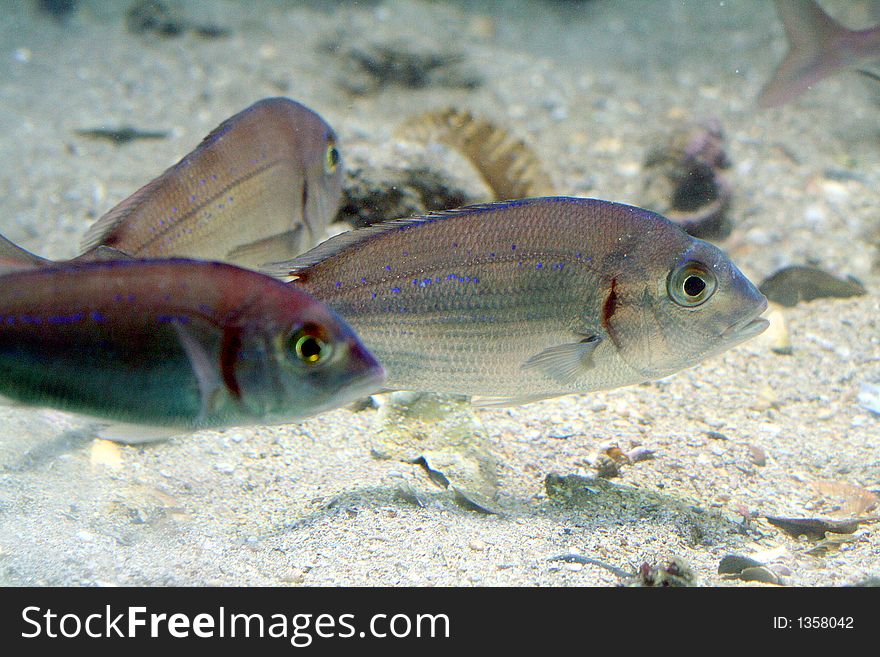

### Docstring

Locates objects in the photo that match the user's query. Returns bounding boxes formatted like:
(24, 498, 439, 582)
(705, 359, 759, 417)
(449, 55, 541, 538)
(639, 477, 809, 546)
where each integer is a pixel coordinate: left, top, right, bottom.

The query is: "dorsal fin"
(261, 197, 564, 277)
(0, 233, 51, 267)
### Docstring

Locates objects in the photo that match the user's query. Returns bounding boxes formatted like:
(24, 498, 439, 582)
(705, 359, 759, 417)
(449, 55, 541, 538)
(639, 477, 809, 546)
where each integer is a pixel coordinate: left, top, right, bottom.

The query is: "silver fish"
(80, 97, 344, 267)
(268, 197, 768, 405)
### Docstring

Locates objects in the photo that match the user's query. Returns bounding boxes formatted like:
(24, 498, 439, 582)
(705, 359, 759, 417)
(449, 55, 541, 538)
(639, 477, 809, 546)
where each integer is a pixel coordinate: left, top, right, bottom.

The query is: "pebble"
(857, 383, 880, 415)
(214, 462, 235, 474)
(747, 444, 767, 467)
(469, 540, 487, 552)
(718, 554, 764, 575)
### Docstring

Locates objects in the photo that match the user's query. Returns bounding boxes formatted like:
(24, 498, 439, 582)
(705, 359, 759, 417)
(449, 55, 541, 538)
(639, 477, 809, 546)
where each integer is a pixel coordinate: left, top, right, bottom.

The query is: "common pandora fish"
(0, 259, 384, 440)
(267, 197, 768, 404)
(80, 97, 344, 267)
(759, 0, 880, 107)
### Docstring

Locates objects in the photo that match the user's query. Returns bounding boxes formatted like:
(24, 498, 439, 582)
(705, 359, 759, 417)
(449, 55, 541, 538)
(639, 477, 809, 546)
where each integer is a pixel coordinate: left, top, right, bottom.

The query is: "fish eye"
(288, 324, 333, 366)
(324, 141, 340, 175)
(667, 262, 717, 307)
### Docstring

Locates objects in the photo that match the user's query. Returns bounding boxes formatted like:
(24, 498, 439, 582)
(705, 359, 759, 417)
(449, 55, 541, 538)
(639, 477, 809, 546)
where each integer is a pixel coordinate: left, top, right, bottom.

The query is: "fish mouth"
(721, 301, 770, 342)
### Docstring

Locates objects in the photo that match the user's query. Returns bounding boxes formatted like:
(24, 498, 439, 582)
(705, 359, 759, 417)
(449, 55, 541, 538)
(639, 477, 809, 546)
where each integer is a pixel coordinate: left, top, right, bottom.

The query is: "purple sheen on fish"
(0, 259, 384, 436)
(759, 0, 880, 107)
(80, 97, 344, 267)
(267, 197, 768, 404)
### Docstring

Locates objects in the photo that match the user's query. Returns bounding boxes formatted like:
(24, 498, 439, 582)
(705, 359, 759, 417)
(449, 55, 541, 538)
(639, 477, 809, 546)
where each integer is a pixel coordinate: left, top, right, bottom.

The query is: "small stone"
(718, 554, 763, 575)
(89, 439, 123, 469)
(626, 446, 656, 463)
(593, 454, 621, 478)
(469, 540, 487, 552)
(739, 566, 782, 585)
(214, 462, 235, 474)
(747, 444, 767, 467)
(857, 383, 880, 416)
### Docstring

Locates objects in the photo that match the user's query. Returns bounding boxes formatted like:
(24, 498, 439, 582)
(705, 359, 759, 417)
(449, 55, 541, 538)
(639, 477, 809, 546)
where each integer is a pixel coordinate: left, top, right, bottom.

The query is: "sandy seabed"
(0, 0, 877, 586)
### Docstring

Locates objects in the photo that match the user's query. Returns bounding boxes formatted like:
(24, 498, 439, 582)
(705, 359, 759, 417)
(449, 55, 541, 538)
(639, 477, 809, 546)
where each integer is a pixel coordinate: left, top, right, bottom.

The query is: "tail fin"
(758, 0, 854, 107)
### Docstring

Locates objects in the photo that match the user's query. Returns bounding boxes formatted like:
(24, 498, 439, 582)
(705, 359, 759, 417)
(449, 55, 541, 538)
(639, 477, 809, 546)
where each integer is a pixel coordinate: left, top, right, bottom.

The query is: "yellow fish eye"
(324, 141, 340, 175)
(289, 325, 332, 366)
(668, 262, 717, 307)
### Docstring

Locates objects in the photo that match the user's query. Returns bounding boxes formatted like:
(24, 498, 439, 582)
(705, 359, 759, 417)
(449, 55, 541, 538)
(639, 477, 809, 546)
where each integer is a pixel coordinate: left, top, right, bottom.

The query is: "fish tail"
(758, 0, 854, 107)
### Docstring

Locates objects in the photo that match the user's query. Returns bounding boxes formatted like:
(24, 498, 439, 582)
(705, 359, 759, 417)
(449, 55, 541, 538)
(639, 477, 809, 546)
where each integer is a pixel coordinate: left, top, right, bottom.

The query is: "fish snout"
(721, 295, 769, 341)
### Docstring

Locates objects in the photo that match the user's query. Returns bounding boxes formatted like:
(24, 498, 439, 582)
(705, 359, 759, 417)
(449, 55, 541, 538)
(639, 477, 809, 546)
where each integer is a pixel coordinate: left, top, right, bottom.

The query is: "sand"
(0, 0, 877, 586)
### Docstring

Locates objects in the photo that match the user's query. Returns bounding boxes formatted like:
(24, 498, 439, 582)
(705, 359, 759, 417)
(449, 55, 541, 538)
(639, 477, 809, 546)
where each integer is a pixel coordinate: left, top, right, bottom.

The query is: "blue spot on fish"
(536, 263, 543, 270)
(335, 281, 342, 289)
(391, 287, 401, 294)
(385, 265, 392, 271)
(90, 310, 106, 323)
(48, 312, 85, 325)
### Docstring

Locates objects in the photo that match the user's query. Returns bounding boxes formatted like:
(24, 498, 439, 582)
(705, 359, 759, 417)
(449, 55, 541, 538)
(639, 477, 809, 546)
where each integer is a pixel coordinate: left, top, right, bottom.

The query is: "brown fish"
(80, 97, 343, 267)
(759, 0, 880, 107)
(0, 258, 384, 440)
(268, 197, 768, 404)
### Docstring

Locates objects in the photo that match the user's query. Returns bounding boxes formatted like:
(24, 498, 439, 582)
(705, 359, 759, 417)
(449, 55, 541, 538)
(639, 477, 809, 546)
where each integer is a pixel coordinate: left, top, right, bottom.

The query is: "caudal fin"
(758, 0, 853, 107)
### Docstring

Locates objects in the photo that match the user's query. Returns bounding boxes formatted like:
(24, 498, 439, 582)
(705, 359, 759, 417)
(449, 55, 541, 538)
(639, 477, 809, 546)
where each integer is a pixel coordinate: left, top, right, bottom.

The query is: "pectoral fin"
(225, 227, 305, 269)
(172, 322, 224, 423)
(521, 335, 602, 387)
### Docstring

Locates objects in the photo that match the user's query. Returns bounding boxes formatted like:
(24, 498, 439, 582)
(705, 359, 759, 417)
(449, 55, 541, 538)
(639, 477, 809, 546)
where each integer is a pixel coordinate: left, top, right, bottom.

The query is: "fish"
(266, 197, 768, 405)
(759, 0, 880, 107)
(80, 97, 344, 268)
(759, 265, 866, 307)
(0, 258, 384, 440)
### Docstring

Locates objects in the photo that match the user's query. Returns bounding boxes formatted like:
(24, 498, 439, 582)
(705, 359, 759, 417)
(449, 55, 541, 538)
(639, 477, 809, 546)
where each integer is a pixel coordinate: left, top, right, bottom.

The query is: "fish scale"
(272, 197, 768, 403)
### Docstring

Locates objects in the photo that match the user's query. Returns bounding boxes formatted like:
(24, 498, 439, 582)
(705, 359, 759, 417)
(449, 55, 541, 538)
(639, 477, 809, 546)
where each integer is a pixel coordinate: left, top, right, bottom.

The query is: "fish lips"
(338, 340, 387, 399)
(720, 298, 770, 342)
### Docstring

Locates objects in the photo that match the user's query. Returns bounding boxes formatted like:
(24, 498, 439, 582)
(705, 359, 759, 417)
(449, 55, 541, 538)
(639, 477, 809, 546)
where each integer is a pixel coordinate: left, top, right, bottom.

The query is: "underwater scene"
(0, 0, 877, 587)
